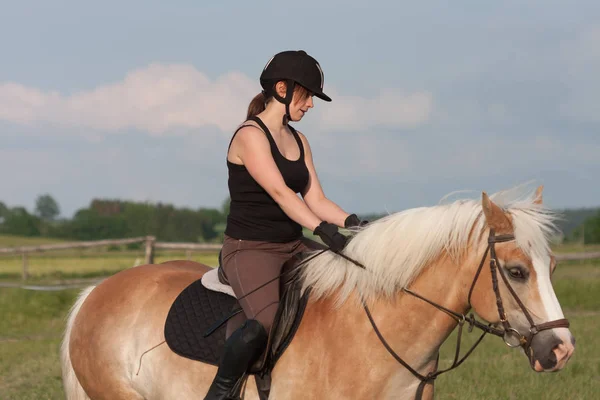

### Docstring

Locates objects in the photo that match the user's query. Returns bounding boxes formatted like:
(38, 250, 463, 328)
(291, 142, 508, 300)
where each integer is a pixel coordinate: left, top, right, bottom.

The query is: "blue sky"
(1, 1, 599, 218)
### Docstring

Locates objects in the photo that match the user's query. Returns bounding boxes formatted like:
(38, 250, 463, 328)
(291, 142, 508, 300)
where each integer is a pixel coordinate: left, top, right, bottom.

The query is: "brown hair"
(247, 92, 266, 119)
(246, 82, 311, 119)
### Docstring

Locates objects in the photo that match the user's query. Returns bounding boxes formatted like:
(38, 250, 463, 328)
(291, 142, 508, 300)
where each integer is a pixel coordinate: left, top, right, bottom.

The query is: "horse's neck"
(372, 254, 471, 367)
(274, 255, 474, 398)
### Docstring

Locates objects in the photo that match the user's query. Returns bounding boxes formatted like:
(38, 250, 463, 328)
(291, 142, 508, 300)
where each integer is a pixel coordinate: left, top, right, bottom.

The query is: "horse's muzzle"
(529, 330, 575, 372)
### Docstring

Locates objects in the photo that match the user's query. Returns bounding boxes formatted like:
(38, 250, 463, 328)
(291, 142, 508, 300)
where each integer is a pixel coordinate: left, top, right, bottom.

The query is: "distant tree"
(0, 201, 8, 224)
(570, 211, 600, 244)
(582, 212, 600, 244)
(35, 194, 60, 221)
(59, 209, 128, 240)
(558, 207, 600, 242)
(221, 196, 231, 216)
(1, 207, 41, 236)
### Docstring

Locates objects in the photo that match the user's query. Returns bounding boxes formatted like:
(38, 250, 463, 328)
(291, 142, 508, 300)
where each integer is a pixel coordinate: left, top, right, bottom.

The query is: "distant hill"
(554, 207, 600, 239)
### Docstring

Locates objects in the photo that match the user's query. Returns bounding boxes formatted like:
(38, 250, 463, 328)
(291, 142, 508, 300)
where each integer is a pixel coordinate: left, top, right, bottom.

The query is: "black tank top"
(224, 116, 309, 242)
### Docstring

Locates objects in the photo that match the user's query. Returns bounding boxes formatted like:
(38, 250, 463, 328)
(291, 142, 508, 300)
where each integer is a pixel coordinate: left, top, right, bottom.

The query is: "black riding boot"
(204, 319, 268, 400)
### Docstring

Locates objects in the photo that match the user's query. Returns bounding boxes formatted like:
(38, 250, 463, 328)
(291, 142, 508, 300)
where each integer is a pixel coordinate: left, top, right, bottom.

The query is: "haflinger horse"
(61, 185, 575, 400)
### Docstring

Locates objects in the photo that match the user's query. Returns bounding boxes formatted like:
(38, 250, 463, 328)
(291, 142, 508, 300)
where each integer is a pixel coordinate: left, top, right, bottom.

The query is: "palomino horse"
(61, 186, 575, 399)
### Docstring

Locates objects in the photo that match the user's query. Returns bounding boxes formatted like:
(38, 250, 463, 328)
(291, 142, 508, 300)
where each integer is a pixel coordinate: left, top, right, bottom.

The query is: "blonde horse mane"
(301, 184, 560, 305)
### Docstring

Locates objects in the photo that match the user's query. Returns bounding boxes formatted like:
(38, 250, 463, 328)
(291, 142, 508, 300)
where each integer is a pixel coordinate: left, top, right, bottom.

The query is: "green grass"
(0, 258, 597, 399)
(436, 312, 598, 399)
(0, 288, 80, 400)
(552, 242, 600, 253)
(433, 261, 600, 399)
(0, 234, 68, 247)
(0, 251, 220, 282)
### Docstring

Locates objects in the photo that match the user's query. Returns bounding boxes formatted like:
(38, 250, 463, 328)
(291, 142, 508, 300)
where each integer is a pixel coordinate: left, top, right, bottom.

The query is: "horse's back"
(69, 260, 212, 399)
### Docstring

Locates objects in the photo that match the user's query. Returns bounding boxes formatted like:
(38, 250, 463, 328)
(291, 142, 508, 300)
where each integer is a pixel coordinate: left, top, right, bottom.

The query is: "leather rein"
(338, 229, 570, 400)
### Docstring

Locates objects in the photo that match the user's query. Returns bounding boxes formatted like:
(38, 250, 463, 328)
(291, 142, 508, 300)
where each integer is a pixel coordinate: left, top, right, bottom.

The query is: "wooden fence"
(0, 236, 220, 280)
(0, 236, 598, 281)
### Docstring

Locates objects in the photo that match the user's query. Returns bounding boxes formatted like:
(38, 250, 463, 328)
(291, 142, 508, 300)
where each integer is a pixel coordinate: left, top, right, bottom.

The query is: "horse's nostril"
(570, 335, 576, 347)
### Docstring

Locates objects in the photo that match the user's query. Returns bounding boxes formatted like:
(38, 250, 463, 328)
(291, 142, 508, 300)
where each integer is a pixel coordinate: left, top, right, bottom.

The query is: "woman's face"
(289, 90, 314, 122)
(275, 81, 314, 122)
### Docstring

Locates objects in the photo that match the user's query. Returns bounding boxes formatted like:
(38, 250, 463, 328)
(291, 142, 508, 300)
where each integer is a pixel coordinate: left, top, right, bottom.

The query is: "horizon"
(3, 186, 599, 221)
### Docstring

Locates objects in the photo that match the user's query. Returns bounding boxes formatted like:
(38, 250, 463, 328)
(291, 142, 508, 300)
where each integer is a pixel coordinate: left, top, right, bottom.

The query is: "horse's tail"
(60, 285, 96, 400)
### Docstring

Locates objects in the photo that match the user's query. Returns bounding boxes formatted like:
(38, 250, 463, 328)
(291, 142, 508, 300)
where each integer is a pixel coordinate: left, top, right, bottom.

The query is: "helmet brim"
(314, 91, 332, 102)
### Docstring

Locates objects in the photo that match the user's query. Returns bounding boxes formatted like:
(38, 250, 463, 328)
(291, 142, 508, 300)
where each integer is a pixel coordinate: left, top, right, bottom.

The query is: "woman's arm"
(297, 132, 352, 228)
(232, 126, 322, 231)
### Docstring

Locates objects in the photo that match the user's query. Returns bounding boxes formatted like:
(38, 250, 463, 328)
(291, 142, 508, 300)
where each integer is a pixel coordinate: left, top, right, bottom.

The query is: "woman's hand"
(313, 222, 348, 252)
(344, 214, 369, 228)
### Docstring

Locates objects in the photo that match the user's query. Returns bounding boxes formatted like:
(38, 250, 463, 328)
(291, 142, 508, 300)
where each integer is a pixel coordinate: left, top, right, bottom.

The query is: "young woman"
(205, 50, 365, 400)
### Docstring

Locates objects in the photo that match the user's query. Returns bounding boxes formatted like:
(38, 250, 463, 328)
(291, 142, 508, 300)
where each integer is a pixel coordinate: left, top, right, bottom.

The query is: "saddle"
(163, 252, 310, 398)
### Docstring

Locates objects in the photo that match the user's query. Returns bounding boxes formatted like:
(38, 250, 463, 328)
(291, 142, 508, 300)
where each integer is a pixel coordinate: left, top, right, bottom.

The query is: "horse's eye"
(507, 266, 528, 280)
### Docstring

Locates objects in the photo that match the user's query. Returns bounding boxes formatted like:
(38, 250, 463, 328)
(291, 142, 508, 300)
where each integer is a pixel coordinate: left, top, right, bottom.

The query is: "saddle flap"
(164, 278, 238, 365)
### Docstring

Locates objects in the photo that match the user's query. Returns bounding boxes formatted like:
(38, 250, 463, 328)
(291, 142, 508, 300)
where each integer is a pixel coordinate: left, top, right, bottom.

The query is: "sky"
(1, 0, 599, 218)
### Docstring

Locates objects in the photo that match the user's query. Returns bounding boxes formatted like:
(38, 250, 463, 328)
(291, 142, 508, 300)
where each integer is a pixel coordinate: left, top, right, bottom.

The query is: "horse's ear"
(533, 185, 544, 205)
(482, 192, 511, 231)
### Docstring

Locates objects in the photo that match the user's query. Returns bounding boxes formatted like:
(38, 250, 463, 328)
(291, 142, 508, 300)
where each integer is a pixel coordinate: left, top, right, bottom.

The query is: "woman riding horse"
(62, 186, 575, 399)
(205, 50, 366, 399)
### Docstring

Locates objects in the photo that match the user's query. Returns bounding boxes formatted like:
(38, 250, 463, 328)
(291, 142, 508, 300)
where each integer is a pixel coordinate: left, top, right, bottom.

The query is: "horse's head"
(468, 186, 575, 372)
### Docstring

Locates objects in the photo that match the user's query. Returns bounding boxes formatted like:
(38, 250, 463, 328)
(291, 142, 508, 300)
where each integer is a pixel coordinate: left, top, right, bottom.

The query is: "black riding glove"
(344, 214, 368, 228)
(314, 222, 348, 253)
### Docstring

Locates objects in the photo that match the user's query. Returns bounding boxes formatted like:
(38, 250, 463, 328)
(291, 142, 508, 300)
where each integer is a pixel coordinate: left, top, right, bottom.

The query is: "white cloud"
(0, 64, 433, 136)
(0, 64, 257, 135)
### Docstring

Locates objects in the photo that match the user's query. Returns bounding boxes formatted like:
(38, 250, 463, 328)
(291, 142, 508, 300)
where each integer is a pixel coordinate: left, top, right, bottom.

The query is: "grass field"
(0, 235, 68, 247)
(0, 251, 220, 282)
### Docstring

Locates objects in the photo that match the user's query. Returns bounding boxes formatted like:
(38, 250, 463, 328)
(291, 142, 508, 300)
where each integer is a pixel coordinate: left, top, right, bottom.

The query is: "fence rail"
(0, 236, 218, 280)
(0, 237, 150, 255)
(0, 236, 598, 281)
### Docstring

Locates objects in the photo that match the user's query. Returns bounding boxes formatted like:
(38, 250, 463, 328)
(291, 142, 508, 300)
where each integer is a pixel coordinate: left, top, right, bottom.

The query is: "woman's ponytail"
(246, 92, 266, 119)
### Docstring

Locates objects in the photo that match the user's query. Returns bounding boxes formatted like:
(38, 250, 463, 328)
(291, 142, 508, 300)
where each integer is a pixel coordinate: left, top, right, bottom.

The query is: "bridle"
(355, 228, 570, 400)
(467, 229, 570, 350)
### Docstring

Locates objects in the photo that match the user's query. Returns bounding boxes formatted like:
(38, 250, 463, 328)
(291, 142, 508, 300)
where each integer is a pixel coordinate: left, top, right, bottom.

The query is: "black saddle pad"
(164, 279, 237, 365)
(163, 266, 310, 373)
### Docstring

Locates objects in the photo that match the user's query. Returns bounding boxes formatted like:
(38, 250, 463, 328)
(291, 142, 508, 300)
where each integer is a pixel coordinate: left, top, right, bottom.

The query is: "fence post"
(145, 236, 156, 264)
(22, 252, 29, 281)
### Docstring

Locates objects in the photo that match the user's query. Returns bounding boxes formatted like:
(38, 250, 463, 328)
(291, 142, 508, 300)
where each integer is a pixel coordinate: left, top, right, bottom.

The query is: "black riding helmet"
(260, 50, 332, 123)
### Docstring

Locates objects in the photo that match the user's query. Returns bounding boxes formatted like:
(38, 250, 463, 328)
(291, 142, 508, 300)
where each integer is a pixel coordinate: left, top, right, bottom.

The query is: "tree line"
(0, 195, 229, 243)
(0, 194, 599, 244)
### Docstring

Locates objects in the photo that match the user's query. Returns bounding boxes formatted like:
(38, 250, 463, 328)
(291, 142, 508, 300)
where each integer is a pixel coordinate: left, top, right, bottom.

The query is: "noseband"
(358, 228, 570, 400)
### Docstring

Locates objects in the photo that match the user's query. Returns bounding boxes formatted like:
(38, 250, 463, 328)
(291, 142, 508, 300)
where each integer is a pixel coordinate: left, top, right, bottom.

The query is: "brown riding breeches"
(220, 234, 325, 336)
